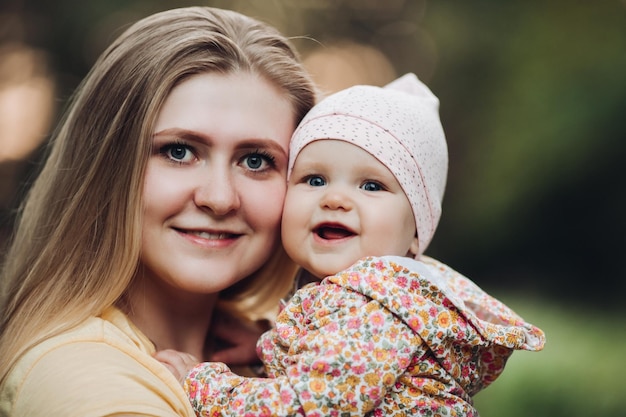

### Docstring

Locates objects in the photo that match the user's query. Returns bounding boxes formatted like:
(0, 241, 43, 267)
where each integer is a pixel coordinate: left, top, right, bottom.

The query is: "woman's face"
(140, 72, 295, 296)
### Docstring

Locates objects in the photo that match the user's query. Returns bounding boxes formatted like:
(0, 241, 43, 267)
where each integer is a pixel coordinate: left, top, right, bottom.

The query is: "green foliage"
(474, 296, 626, 417)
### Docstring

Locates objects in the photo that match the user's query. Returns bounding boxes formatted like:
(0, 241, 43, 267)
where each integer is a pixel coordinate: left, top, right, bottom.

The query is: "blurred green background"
(1, 1, 624, 415)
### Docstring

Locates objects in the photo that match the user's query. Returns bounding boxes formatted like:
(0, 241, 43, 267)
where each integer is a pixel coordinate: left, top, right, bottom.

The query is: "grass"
(473, 294, 626, 417)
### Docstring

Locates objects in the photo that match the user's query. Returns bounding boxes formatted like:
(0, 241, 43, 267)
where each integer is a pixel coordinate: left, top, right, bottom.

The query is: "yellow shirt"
(0, 307, 196, 416)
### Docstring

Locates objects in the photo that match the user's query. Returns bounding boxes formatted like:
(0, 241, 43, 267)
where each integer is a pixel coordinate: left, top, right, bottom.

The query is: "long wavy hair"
(0, 6, 316, 385)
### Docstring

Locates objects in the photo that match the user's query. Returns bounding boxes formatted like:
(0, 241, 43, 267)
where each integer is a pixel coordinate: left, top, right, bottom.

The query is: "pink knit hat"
(288, 73, 448, 256)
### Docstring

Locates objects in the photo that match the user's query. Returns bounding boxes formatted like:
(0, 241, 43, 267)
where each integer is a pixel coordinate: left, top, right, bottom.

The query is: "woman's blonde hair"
(0, 6, 315, 384)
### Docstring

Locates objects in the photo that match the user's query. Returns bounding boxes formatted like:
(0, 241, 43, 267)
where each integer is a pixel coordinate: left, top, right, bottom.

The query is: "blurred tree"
(423, 1, 626, 306)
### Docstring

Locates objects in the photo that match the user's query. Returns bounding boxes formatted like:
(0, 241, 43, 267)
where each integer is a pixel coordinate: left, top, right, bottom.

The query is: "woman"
(0, 6, 315, 416)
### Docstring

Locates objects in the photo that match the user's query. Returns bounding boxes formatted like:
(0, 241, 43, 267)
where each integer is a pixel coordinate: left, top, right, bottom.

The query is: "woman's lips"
(174, 227, 241, 238)
(184, 230, 239, 239)
(174, 227, 243, 248)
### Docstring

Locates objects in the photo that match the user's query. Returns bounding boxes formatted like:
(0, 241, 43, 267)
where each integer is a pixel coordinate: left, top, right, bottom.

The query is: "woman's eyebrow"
(235, 138, 287, 155)
(152, 128, 206, 142)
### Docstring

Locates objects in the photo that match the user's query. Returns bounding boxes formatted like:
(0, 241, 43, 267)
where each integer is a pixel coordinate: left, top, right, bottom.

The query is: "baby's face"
(281, 140, 418, 279)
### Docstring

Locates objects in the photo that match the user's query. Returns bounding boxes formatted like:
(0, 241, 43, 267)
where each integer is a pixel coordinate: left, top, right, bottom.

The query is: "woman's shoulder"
(1, 307, 194, 417)
(10, 307, 157, 372)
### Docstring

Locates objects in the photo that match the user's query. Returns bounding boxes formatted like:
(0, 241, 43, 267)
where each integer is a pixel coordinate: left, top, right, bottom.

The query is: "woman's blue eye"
(169, 146, 188, 160)
(246, 155, 264, 170)
(361, 181, 383, 191)
(307, 176, 326, 187)
(162, 143, 194, 163)
(243, 151, 275, 172)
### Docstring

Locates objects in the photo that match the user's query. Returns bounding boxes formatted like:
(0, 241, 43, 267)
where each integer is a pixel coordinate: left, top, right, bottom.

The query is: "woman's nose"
(194, 165, 240, 216)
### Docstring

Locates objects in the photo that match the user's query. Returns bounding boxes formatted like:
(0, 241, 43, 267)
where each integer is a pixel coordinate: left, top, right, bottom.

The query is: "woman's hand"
(210, 313, 271, 366)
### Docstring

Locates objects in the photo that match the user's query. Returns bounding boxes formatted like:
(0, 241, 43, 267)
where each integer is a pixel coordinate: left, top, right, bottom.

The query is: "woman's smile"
(174, 227, 243, 248)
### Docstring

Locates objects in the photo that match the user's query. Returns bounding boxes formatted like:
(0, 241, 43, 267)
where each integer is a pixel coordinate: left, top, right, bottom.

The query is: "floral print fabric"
(185, 256, 545, 416)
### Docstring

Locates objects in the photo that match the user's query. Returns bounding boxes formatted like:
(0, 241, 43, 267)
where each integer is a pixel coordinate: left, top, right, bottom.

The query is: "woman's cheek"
(242, 177, 287, 229)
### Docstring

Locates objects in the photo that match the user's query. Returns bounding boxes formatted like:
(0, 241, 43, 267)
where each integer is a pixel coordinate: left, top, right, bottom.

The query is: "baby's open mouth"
(314, 224, 355, 240)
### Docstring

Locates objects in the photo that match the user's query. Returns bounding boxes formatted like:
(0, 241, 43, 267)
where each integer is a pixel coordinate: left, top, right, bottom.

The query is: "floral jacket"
(185, 256, 545, 416)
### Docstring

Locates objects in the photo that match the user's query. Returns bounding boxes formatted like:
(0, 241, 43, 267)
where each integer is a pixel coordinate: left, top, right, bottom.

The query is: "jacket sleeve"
(185, 279, 423, 417)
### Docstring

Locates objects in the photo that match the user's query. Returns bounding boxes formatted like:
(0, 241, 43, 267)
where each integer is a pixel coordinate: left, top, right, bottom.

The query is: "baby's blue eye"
(307, 176, 326, 187)
(361, 181, 383, 191)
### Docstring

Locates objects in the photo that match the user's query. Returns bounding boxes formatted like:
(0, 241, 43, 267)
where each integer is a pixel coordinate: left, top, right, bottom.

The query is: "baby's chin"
(306, 259, 362, 281)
